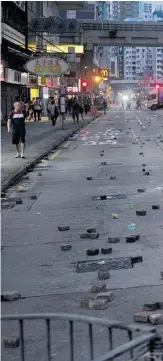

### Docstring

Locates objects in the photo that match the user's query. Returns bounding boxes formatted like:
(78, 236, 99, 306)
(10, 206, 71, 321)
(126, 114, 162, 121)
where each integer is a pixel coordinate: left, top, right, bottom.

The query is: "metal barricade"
(1, 313, 156, 361)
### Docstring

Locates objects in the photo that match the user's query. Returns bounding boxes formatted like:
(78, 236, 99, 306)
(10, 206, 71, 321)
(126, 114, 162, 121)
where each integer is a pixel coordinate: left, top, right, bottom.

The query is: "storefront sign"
(25, 56, 69, 76)
(0, 62, 5, 81)
(5, 68, 27, 84)
(47, 45, 84, 54)
(2, 23, 25, 47)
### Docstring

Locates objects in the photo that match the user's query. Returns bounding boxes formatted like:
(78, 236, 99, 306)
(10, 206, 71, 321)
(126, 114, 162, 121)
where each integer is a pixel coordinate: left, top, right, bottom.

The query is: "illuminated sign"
(93, 68, 109, 80)
(47, 45, 84, 54)
(25, 56, 69, 76)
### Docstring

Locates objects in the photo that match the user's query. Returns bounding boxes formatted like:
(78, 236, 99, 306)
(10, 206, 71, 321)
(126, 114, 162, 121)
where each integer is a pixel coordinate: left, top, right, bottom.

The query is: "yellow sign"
(47, 45, 84, 54)
(93, 68, 109, 80)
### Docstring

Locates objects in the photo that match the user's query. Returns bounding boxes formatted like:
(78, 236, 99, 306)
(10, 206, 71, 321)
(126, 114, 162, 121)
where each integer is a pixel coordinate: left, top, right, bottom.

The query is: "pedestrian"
(47, 97, 53, 120)
(72, 97, 80, 124)
(84, 97, 89, 115)
(136, 98, 141, 110)
(33, 97, 42, 122)
(79, 97, 84, 120)
(7, 102, 26, 159)
(126, 101, 131, 110)
(28, 100, 34, 121)
(103, 98, 107, 114)
(48, 99, 59, 126)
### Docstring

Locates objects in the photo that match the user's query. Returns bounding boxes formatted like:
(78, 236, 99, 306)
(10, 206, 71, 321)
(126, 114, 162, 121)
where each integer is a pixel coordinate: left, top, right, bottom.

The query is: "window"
(67, 10, 76, 19)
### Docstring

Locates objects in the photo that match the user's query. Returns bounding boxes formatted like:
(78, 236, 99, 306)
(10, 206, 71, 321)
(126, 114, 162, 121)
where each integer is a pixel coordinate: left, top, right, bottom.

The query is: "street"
(2, 108, 163, 360)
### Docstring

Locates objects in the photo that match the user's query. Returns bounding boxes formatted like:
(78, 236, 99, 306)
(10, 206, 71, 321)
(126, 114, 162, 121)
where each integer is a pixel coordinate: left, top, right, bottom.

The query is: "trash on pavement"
(129, 204, 135, 209)
(112, 213, 119, 219)
(128, 223, 136, 230)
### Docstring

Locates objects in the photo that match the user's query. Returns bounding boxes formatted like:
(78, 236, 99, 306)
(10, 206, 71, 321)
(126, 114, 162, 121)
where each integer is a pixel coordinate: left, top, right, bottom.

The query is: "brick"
(101, 248, 112, 255)
(1, 291, 21, 302)
(134, 312, 154, 323)
(156, 302, 163, 310)
(87, 177, 93, 180)
(38, 172, 42, 176)
(96, 292, 114, 302)
(142, 164, 146, 167)
(152, 205, 160, 210)
(4, 337, 20, 348)
(126, 236, 137, 243)
(101, 162, 107, 165)
(108, 237, 120, 243)
(30, 195, 37, 200)
(100, 153, 104, 156)
(89, 299, 108, 310)
(91, 283, 107, 294)
(16, 199, 23, 205)
(137, 188, 146, 193)
(86, 248, 99, 256)
(149, 314, 163, 325)
(142, 168, 145, 172)
(131, 256, 143, 265)
(80, 298, 94, 309)
(144, 172, 150, 176)
(136, 211, 147, 216)
(101, 150, 104, 153)
(110, 176, 116, 180)
(139, 152, 144, 155)
(60, 244, 72, 251)
(80, 233, 89, 239)
(143, 303, 158, 311)
(87, 228, 96, 234)
(97, 269, 110, 280)
(88, 233, 99, 239)
(58, 226, 70, 232)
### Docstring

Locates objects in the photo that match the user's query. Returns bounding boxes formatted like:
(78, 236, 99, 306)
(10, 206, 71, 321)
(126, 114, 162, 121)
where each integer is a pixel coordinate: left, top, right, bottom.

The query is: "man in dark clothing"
(72, 97, 80, 124)
(8, 102, 26, 158)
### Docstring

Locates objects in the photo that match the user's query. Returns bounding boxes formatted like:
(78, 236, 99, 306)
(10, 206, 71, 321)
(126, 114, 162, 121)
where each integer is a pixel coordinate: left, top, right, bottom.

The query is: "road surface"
(2, 109, 163, 361)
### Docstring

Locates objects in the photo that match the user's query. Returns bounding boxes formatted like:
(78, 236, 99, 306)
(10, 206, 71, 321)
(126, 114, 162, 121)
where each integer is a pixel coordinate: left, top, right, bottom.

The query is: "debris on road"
(90, 282, 107, 294)
(4, 337, 20, 348)
(101, 248, 112, 255)
(87, 228, 96, 234)
(1, 291, 21, 302)
(86, 248, 99, 256)
(108, 237, 120, 243)
(58, 226, 70, 232)
(112, 213, 119, 219)
(60, 244, 72, 251)
(152, 205, 160, 210)
(96, 291, 114, 302)
(87, 176, 93, 180)
(136, 210, 147, 216)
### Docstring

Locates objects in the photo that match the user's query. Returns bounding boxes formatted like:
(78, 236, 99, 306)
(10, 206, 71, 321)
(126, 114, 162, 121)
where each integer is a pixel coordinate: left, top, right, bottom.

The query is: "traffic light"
(81, 80, 88, 88)
(155, 84, 160, 89)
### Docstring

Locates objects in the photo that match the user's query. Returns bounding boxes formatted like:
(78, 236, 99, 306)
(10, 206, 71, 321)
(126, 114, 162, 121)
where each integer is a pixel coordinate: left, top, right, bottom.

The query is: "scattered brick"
(4, 337, 20, 348)
(101, 248, 112, 255)
(139, 152, 144, 155)
(142, 168, 145, 172)
(1, 291, 21, 302)
(87, 228, 96, 233)
(91, 283, 107, 294)
(136, 210, 147, 216)
(149, 314, 163, 325)
(58, 226, 70, 232)
(126, 236, 137, 243)
(60, 244, 72, 251)
(80, 298, 93, 309)
(38, 172, 42, 176)
(30, 195, 37, 200)
(152, 205, 160, 210)
(100, 153, 104, 156)
(156, 302, 163, 310)
(108, 237, 120, 243)
(131, 256, 143, 265)
(87, 176, 93, 180)
(89, 299, 108, 310)
(86, 248, 99, 256)
(137, 188, 146, 193)
(142, 164, 146, 167)
(96, 291, 114, 302)
(101, 162, 107, 165)
(144, 172, 150, 176)
(97, 269, 110, 280)
(110, 176, 116, 180)
(134, 312, 154, 323)
(143, 303, 158, 311)
(88, 233, 99, 239)
(80, 233, 89, 239)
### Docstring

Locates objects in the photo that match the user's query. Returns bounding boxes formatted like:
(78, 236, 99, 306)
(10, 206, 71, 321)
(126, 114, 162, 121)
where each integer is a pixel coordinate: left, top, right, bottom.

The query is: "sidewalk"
(1, 115, 94, 191)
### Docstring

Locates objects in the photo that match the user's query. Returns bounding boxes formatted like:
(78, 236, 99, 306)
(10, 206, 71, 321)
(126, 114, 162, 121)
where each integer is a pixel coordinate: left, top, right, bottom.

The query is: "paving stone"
(97, 269, 111, 280)
(136, 210, 147, 216)
(80, 298, 93, 309)
(38, 172, 42, 176)
(101, 150, 104, 153)
(58, 226, 70, 232)
(96, 291, 114, 302)
(101, 248, 112, 255)
(152, 205, 160, 210)
(144, 172, 150, 176)
(87, 228, 96, 234)
(142, 164, 146, 167)
(1, 291, 21, 302)
(87, 176, 93, 180)
(88, 233, 99, 239)
(86, 248, 99, 256)
(80, 233, 89, 239)
(137, 188, 146, 193)
(149, 314, 163, 325)
(90, 282, 107, 294)
(108, 237, 120, 243)
(139, 152, 144, 155)
(134, 312, 154, 323)
(126, 236, 137, 243)
(131, 256, 143, 265)
(89, 299, 108, 310)
(156, 302, 163, 310)
(110, 176, 116, 180)
(143, 303, 158, 311)
(100, 153, 104, 156)
(16, 199, 23, 205)
(101, 162, 107, 165)
(60, 244, 72, 251)
(4, 337, 20, 348)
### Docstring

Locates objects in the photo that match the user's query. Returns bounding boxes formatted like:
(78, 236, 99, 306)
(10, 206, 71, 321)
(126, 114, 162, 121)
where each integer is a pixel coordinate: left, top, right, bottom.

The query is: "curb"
(1, 116, 98, 193)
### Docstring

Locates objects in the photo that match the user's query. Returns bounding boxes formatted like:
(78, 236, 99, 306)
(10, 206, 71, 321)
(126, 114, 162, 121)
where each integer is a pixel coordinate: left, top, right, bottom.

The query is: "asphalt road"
(2, 108, 163, 361)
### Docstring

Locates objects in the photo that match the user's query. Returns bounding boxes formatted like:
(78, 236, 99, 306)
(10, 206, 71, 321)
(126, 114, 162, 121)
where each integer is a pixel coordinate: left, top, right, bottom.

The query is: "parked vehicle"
(147, 87, 163, 110)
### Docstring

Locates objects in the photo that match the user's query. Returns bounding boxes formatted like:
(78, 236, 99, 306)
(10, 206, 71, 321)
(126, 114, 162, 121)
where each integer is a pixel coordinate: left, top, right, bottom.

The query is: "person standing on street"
(33, 97, 42, 122)
(72, 97, 80, 124)
(48, 99, 59, 126)
(103, 98, 107, 114)
(8, 102, 26, 158)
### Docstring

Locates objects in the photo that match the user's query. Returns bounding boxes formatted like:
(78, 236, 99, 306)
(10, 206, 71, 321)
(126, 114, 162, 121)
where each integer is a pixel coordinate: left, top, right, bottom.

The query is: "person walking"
(103, 98, 107, 114)
(33, 97, 42, 122)
(79, 97, 84, 120)
(8, 102, 26, 158)
(72, 97, 80, 124)
(48, 99, 59, 126)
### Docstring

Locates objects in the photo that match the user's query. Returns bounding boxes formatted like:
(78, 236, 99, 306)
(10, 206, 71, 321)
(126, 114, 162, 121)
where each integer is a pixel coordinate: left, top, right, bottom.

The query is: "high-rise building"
(139, 2, 152, 15)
